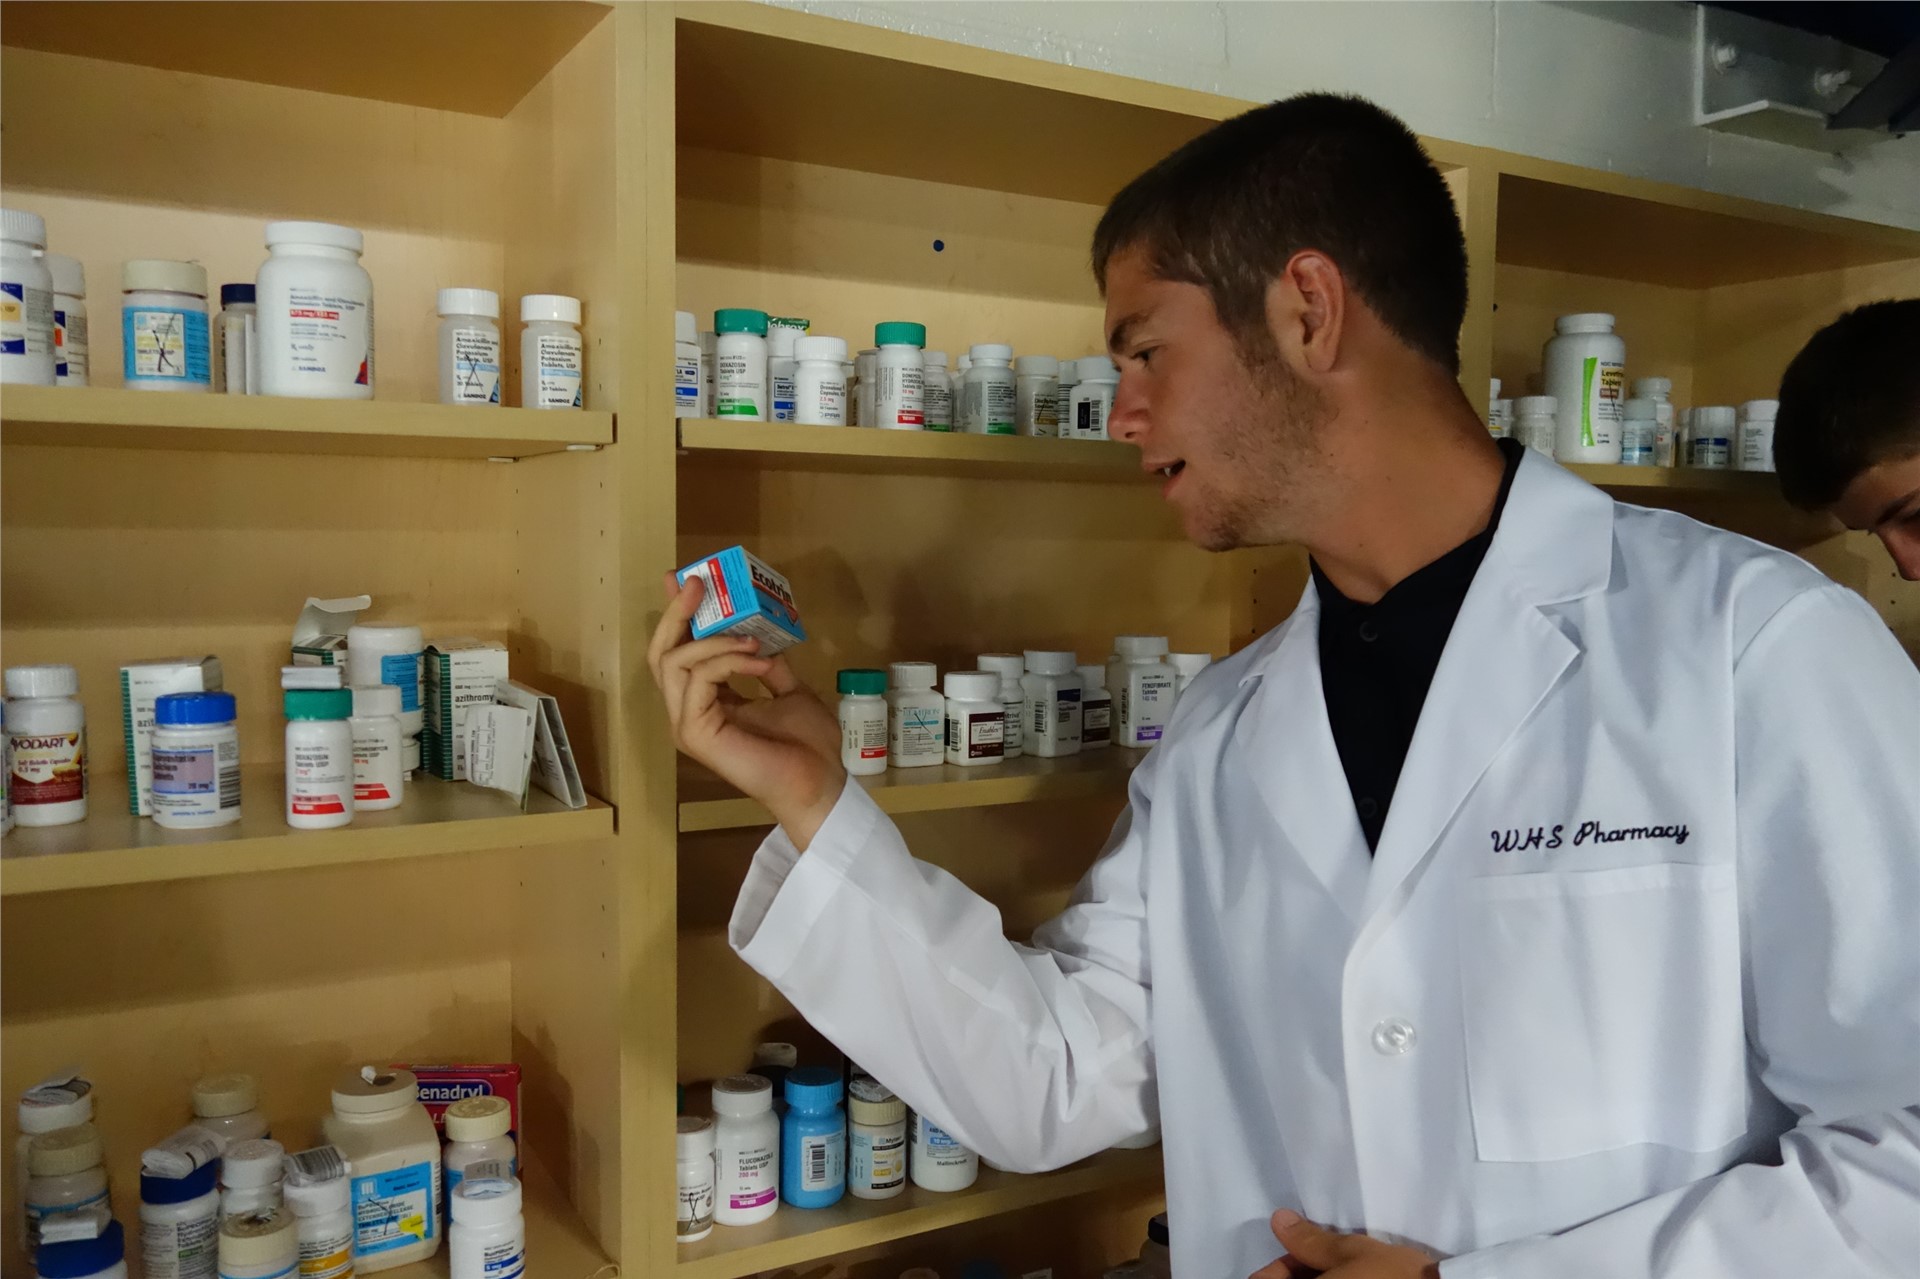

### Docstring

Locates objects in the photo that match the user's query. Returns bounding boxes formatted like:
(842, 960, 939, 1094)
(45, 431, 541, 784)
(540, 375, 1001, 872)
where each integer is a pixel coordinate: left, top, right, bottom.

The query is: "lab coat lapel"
(1237, 584, 1372, 923)
(1361, 453, 1615, 921)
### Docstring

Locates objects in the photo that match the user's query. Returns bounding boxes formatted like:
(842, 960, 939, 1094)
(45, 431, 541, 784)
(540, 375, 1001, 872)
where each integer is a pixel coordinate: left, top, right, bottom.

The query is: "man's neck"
(1305, 396, 1509, 605)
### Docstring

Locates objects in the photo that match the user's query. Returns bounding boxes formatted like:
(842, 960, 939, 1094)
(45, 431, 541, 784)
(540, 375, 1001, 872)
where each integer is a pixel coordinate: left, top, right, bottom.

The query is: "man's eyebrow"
(1107, 311, 1149, 356)
(1872, 486, 1920, 529)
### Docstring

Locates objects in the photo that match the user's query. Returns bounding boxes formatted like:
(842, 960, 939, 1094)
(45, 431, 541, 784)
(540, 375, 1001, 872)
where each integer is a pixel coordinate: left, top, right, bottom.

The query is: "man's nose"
(1107, 372, 1148, 445)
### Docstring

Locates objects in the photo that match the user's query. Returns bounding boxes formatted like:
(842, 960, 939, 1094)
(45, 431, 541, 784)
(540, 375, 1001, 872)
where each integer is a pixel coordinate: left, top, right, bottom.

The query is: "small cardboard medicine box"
(675, 545, 805, 655)
(290, 595, 371, 666)
(120, 657, 225, 816)
(398, 1062, 522, 1139)
(424, 638, 510, 780)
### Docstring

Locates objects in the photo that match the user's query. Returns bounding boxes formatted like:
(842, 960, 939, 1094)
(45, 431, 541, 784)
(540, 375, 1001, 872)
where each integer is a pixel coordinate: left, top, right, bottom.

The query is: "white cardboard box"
(120, 657, 224, 815)
(424, 638, 510, 780)
(290, 594, 371, 665)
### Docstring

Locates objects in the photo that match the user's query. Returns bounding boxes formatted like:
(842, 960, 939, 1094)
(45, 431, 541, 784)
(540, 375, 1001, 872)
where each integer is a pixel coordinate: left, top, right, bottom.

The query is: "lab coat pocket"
(1459, 862, 1747, 1163)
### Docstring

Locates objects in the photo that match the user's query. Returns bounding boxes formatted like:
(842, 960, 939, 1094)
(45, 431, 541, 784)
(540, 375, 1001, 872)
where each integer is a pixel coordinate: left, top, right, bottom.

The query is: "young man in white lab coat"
(650, 94, 1920, 1277)
(1774, 297, 1920, 581)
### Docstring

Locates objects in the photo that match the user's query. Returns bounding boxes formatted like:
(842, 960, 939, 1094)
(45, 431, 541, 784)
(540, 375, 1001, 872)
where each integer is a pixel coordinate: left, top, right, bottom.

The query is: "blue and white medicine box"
(676, 545, 807, 655)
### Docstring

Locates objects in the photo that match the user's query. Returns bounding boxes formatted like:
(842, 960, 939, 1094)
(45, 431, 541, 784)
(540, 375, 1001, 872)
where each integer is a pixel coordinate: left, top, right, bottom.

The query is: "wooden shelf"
(1, 767, 611, 896)
(1, 387, 614, 459)
(1566, 462, 1782, 494)
(680, 750, 1143, 833)
(388, 1161, 613, 1279)
(674, 1147, 1163, 1279)
(678, 419, 1147, 481)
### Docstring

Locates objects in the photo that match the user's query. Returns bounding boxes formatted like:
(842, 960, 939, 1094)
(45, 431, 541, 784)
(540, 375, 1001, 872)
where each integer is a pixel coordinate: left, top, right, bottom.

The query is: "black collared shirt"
(1311, 438, 1524, 852)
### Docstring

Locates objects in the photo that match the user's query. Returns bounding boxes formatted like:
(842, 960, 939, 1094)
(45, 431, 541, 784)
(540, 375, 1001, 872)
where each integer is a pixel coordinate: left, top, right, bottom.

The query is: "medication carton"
(397, 1062, 522, 1139)
(290, 595, 371, 666)
(675, 546, 805, 655)
(120, 657, 224, 815)
(423, 638, 510, 780)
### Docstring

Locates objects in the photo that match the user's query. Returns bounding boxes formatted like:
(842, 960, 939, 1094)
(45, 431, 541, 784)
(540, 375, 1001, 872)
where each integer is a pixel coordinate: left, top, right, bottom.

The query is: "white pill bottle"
(1542, 312, 1624, 463)
(6, 663, 88, 827)
(255, 221, 373, 399)
(1, 208, 55, 386)
(321, 1066, 442, 1272)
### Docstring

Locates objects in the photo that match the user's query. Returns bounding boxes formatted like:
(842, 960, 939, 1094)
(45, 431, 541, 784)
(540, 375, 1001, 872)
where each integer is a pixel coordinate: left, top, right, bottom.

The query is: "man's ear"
(1267, 251, 1346, 375)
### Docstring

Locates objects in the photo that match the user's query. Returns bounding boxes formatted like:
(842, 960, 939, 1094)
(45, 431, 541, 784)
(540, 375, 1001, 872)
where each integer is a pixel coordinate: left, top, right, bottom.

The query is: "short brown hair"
(1092, 93, 1467, 373)
(1774, 299, 1920, 510)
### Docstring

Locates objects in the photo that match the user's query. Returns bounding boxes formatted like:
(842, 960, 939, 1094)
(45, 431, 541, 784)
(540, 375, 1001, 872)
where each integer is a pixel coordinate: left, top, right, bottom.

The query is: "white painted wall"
(771, 0, 1920, 231)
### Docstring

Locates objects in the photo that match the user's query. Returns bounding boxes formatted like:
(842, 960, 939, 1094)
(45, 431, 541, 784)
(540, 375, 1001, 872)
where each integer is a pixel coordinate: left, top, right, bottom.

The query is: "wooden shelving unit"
(674, 1148, 1163, 1279)
(5, 3, 1916, 1277)
(3, 386, 614, 460)
(1, 769, 611, 896)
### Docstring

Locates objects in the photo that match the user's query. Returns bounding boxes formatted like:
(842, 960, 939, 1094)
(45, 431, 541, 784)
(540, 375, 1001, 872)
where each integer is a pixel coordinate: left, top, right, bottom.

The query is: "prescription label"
(125, 307, 210, 383)
(8, 729, 85, 806)
(449, 326, 502, 404)
(350, 1161, 437, 1256)
(2, 280, 51, 356)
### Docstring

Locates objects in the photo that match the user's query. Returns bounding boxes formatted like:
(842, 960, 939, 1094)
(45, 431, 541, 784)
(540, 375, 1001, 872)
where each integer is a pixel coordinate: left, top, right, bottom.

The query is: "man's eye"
(1133, 347, 1157, 368)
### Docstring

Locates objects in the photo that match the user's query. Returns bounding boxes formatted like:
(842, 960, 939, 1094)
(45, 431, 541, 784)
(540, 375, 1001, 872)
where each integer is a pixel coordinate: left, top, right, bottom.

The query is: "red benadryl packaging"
(395, 1062, 522, 1139)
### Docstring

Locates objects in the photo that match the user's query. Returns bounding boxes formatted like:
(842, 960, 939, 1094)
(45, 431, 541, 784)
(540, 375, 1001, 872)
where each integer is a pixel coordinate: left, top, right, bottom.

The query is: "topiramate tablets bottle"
(255, 222, 373, 399)
(674, 310, 702, 418)
(438, 288, 502, 407)
(847, 1078, 906, 1201)
(521, 294, 584, 410)
(714, 308, 769, 420)
(1022, 651, 1082, 758)
(675, 1118, 716, 1244)
(1542, 312, 1625, 464)
(793, 335, 849, 426)
(1075, 664, 1112, 749)
(1015, 355, 1061, 437)
(711, 1075, 779, 1227)
(1111, 637, 1176, 750)
(1512, 395, 1557, 457)
(6, 663, 88, 827)
(922, 350, 953, 432)
(123, 260, 211, 393)
(1, 208, 56, 386)
(1068, 356, 1120, 439)
(872, 322, 927, 430)
(908, 1111, 977, 1193)
(1737, 399, 1778, 472)
(960, 344, 1015, 435)
(885, 662, 945, 769)
(140, 1159, 220, 1279)
(974, 654, 1027, 759)
(45, 251, 88, 387)
(150, 692, 242, 830)
(837, 669, 889, 778)
(943, 671, 1005, 767)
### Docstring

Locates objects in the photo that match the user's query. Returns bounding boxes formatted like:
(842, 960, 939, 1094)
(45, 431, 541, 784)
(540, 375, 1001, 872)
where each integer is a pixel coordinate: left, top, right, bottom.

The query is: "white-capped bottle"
(960, 344, 1016, 435)
(922, 351, 953, 432)
(1068, 356, 1120, 439)
(1, 209, 55, 385)
(1619, 397, 1656, 466)
(438, 288, 501, 407)
(221, 1140, 286, 1217)
(837, 669, 889, 777)
(943, 672, 1005, 767)
(1054, 356, 1079, 427)
(1692, 405, 1735, 469)
(1111, 637, 1176, 750)
(443, 1096, 516, 1198)
(349, 685, 404, 812)
(46, 251, 88, 387)
(1486, 378, 1506, 437)
(1512, 395, 1557, 457)
(521, 294, 584, 410)
(886, 662, 945, 769)
(908, 1112, 977, 1193)
(1015, 355, 1061, 437)
(714, 308, 769, 420)
(1633, 377, 1676, 467)
(1021, 651, 1082, 757)
(873, 322, 927, 430)
(1167, 652, 1212, 698)
(793, 335, 849, 426)
(768, 323, 799, 423)
(698, 330, 717, 416)
(1076, 664, 1112, 750)
(676, 1118, 716, 1243)
(975, 654, 1027, 759)
(1542, 312, 1625, 463)
(5, 663, 88, 827)
(256, 221, 373, 400)
(711, 1076, 779, 1226)
(853, 347, 877, 428)
(283, 690, 354, 830)
(1737, 399, 1778, 472)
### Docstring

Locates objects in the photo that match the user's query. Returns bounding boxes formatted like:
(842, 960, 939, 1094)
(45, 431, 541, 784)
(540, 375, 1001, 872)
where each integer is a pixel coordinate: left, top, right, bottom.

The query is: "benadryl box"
(675, 545, 806, 655)
(121, 657, 224, 815)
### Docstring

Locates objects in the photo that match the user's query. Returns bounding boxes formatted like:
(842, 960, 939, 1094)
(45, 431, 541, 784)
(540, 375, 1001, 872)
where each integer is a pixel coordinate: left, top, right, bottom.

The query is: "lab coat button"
(1371, 1018, 1417, 1056)
(1357, 620, 1381, 643)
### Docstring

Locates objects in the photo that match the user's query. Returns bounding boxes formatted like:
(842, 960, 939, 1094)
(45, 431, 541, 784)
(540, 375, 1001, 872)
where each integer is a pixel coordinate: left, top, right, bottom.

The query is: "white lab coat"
(729, 451, 1920, 1277)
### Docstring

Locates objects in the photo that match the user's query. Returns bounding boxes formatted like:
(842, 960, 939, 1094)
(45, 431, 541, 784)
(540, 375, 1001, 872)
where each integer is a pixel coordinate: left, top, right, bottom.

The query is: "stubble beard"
(1189, 350, 1330, 552)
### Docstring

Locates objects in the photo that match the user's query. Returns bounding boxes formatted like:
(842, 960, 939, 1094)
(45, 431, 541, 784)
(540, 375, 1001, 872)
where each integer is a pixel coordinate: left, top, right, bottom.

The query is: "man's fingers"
(657, 633, 760, 724)
(646, 574, 705, 686)
(1271, 1211, 1359, 1271)
(759, 654, 804, 696)
(679, 651, 775, 740)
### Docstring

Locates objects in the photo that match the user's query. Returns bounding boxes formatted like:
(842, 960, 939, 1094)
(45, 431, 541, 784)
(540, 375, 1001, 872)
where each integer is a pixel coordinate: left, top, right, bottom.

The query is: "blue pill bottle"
(780, 1067, 846, 1208)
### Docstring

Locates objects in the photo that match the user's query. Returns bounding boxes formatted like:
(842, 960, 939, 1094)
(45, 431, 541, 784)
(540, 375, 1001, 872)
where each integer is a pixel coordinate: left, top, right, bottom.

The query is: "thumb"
(1272, 1210, 1356, 1270)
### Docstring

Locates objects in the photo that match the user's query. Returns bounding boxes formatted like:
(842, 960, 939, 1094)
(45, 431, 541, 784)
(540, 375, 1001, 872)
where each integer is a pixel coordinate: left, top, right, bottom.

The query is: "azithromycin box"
(675, 546, 806, 655)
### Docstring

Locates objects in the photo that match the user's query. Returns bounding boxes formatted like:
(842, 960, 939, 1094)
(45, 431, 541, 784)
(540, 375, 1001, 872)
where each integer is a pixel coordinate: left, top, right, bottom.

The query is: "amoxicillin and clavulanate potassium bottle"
(521, 294, 583, 410)
(711, 1075, 778, 1226)
(873, 322, 927, 430)
(438, 288, 501, 407)
(837, 670, 888, 777)
(256, 221, 373, 399)
(793, 335, 848, 426)
(886, 662, 944, 769)
(1542, 312, 1624, 464)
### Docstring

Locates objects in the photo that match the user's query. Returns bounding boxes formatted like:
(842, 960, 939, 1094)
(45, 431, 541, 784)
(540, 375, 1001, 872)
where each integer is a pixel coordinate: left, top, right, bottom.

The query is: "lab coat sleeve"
(728, 754, 1160, 1171)
(1444, 583, 1920, 1279)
